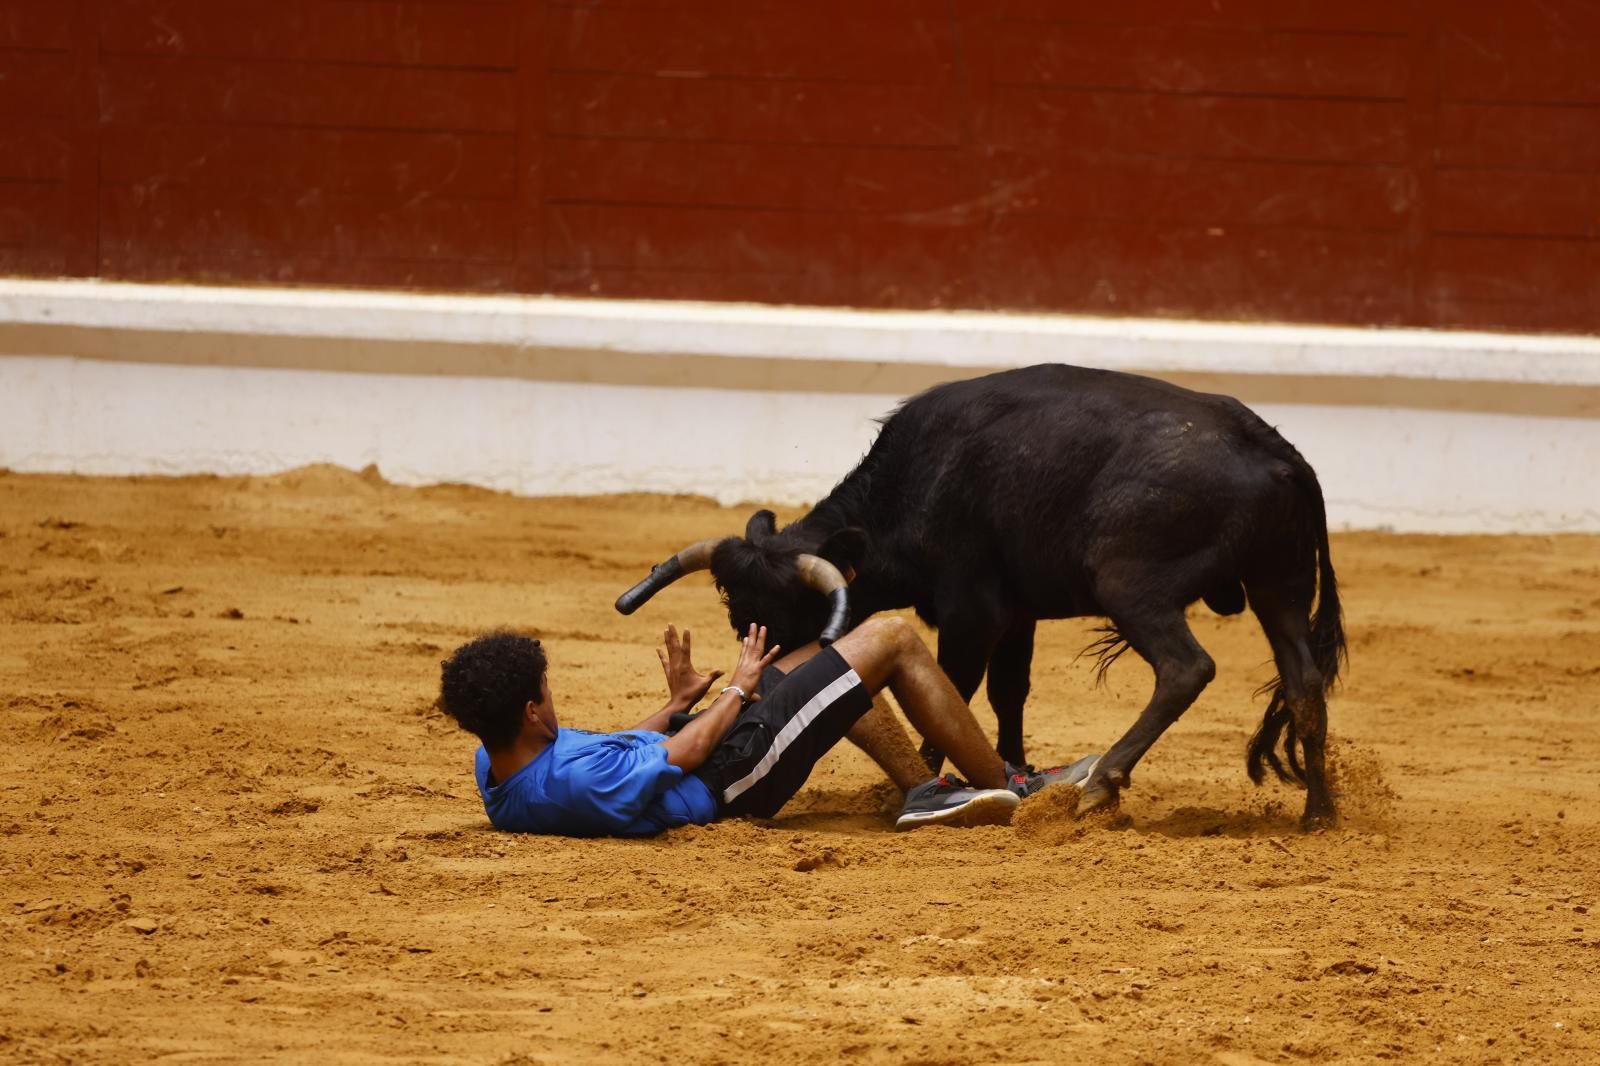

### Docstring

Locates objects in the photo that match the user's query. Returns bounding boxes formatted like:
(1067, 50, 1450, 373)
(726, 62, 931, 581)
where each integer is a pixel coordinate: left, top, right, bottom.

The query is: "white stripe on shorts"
(720, 668, 863, 806)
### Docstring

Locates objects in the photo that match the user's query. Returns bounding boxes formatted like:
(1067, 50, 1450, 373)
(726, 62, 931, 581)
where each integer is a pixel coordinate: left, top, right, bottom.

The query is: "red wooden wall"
(2, 0, 1597, 333)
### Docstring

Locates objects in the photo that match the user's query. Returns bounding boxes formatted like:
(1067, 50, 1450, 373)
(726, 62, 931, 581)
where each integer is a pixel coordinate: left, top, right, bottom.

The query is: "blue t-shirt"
(473, 728, 718, 836)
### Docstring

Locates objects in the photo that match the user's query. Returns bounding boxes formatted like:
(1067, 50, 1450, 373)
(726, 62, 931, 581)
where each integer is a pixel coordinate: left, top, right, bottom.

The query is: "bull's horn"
(796, 554, 851, 646)
(614, 539, 721, 615)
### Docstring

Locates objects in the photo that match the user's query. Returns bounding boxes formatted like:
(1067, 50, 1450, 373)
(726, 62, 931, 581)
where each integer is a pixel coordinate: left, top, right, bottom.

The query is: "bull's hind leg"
(1250, 590, 1335, 829)
(1077, 605, 1216, 817)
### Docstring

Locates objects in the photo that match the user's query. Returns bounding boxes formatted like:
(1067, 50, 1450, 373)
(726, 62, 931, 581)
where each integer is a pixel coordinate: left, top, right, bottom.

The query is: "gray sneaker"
(1006, 754, 1102, 799)
(895, 775, 1022, 831)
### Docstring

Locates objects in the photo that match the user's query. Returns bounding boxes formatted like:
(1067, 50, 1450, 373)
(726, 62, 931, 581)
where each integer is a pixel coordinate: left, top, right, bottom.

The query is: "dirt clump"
(1011, 782, 1086, 845)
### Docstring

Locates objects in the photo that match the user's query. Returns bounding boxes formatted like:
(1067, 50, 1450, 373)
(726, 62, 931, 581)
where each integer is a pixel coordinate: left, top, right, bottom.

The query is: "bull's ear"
(819, 527, 867, 572)
(744, 509, 778, 542)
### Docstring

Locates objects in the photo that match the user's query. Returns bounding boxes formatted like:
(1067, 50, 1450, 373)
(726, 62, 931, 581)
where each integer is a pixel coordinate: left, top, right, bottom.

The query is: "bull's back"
(871, 365, 1284, 616)
(886, 365, 1258, 508)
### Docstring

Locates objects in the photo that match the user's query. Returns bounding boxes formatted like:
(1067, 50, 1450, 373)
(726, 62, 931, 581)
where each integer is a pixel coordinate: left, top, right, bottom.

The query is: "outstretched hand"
(657, 625, 723, 707)
(658, 624, 783, 773)
(727, 623, 782, 698)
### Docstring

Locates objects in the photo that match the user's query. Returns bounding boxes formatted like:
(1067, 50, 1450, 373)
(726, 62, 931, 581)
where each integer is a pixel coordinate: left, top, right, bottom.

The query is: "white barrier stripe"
(720, 669, 864, 807)
(4, 278, 1600, 387)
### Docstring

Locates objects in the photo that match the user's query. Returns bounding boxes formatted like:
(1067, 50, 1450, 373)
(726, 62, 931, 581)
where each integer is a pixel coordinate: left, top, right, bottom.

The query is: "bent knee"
(1161, 652, 1216, 693)
(859, 615, 921, 652)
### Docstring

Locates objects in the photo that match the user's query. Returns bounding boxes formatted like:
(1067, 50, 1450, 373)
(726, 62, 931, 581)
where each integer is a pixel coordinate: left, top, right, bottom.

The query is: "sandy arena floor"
(1, 467, 1597, 1064)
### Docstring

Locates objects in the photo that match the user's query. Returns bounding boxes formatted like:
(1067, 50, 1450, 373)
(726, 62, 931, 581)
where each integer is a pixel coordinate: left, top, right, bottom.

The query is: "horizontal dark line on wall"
(989, 150, 1415, 170)
(544, 198, 854, 216)
(538, 201, 1411, 236)
(95, 186, 520, 207)
(538, 135, 1411, 168)
(1442, 97, 1600, 112)
(1431, 230, 1598, 244)
(546, 68, 952, 86)
(546, 265, 802, 278)
(0, 108, 72, 122)
(989, 83, 1408, 105)
(541, 131, 960, 151)
(92, 119, 518, 141)
(992, 19, 1410, 40)
(99, 50, 519, 74)
(95, 117, 517, 137)
(95, 252, 522, 271)
(541, 132, 961, 151)
(319, 0, 507, 5)
(1435, 163, 1600, 177)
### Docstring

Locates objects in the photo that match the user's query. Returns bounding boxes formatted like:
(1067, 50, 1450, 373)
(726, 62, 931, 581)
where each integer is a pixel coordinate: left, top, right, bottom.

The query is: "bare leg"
(923, 617, 998, 772)
(831, 617, 1008, 790)
(774, 642, 928, 792)
(846, 696, 931, 792)
(774, 640, 928, 787)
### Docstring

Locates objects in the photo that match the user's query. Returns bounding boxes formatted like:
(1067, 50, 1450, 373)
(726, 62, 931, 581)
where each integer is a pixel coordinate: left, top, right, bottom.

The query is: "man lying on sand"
(437, 616, 1097, 836)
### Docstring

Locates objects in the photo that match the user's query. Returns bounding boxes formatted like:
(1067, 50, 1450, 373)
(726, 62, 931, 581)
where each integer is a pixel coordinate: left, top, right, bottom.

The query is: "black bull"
(616, 364, 1346, 829)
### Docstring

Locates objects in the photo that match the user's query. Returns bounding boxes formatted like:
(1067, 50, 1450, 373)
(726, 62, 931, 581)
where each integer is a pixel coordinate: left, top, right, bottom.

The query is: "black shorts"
(692, 646, 872, 819)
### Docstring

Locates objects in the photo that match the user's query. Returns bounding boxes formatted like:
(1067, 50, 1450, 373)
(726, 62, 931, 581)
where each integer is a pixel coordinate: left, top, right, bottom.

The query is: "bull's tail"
(1247, 451, 1346, 786)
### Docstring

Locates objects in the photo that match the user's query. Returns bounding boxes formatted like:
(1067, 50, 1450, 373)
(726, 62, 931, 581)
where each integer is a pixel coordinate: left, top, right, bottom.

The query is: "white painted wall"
(1246, 403, 1600, 532)
(3, 280, 1598, 532)
(0, 354, 898, 504)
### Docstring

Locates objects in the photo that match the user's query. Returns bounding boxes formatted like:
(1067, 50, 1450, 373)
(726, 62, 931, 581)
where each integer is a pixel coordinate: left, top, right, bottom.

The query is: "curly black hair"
(438, 631, 547, 750)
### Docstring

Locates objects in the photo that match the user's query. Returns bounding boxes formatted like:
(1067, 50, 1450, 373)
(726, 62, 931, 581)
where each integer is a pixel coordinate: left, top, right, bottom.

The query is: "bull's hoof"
(1300, 808, 1339, 832)
(1075, 782, 1120, 818)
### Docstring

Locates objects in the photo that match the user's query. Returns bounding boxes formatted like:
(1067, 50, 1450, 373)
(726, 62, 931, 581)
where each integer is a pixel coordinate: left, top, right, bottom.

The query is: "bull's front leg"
(985, 619, 1036, 769)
